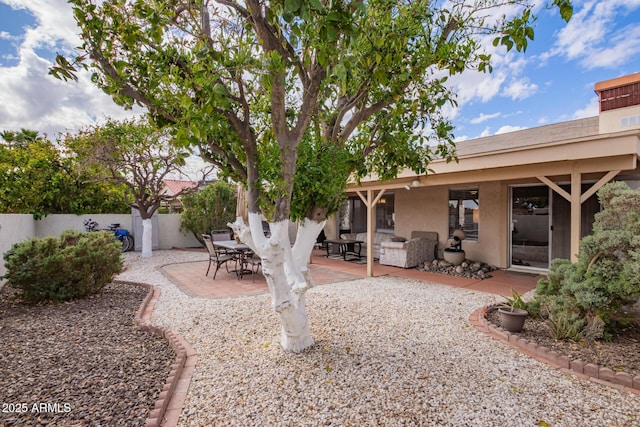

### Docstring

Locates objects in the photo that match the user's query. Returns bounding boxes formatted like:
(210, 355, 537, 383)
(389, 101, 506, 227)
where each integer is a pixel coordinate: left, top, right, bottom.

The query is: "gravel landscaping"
(119, 251, 640, 427)
(0, 281, 174, 426)
(2, 249, 639, 426)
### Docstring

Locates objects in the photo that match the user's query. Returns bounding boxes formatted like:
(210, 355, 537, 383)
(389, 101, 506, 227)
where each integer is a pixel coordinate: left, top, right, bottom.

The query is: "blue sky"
(1, 0, 640, 142)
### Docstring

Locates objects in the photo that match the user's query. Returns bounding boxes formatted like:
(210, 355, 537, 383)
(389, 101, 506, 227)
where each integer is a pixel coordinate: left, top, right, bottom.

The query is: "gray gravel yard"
(0, 281, 174, 426)
(119, 251, 640, 427)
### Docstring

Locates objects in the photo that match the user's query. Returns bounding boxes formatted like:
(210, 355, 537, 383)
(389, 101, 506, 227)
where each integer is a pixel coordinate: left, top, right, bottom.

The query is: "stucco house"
(325, 73, 640, 276)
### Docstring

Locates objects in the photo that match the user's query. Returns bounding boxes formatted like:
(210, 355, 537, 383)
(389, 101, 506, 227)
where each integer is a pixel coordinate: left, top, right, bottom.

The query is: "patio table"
(213, 240, 254, 278)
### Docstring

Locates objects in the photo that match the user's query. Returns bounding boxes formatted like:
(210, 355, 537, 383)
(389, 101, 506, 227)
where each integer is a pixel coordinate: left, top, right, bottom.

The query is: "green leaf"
(284, 0, 300, 15)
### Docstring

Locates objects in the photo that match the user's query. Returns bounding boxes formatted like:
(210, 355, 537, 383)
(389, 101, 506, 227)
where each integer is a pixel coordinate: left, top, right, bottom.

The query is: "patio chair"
(202, 234, 238, 279)
(241, 252, 262, 282)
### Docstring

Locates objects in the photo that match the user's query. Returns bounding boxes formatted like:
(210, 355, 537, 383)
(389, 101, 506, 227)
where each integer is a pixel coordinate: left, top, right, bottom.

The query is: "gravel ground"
(0, 280, 174, 426)
(115, 250, 640, 427)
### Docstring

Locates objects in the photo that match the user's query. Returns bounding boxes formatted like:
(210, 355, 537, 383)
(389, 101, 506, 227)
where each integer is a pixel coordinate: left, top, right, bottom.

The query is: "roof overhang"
(347, 129, 640, 192)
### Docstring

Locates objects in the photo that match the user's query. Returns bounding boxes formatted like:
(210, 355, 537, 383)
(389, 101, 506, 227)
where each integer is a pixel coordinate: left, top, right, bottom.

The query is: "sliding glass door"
(510, 186, 550, 269)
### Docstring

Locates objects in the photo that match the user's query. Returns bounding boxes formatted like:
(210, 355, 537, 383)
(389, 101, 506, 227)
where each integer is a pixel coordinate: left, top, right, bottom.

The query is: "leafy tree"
(180, 180, 237, 244)
(533, 182, 640, 341)
(54, 0, 572, 351)
(0, 129, 128, 218)
(64, 118, 208, 258)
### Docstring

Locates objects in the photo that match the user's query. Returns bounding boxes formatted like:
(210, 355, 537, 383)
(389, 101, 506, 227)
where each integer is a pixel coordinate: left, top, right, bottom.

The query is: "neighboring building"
(333, 73, 640, 275)
(160, 179, 199, 213)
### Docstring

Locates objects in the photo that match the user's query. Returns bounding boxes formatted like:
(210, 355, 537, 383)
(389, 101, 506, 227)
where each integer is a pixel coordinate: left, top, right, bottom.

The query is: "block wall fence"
(0, 213, 201, 281)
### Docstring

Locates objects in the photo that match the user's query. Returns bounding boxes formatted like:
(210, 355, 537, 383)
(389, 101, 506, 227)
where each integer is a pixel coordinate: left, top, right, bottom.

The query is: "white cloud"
(448, 70, 506, 105)
(542, 0, 640, 70)
(495, 125, 526, 135)
(502, 78, 538, 101)
(572, 97, 599, 119)
(0, 31, 19, 41)
(0, 0, 142, 138)
(470, 112, 501, 124)
(3, 0, 80, 51)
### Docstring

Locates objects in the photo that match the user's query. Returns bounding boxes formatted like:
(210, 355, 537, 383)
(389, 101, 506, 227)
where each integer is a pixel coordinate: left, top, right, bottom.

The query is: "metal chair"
(202, 234, 237, 279)
(241, 252, 262, 281)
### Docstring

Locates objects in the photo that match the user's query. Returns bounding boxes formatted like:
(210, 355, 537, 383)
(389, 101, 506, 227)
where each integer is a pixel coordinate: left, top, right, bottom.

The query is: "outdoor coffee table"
(324, 239, 363, 261)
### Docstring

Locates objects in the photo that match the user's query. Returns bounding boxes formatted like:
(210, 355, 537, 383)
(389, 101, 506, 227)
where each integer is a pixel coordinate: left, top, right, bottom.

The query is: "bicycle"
(83, 219, 134, 252)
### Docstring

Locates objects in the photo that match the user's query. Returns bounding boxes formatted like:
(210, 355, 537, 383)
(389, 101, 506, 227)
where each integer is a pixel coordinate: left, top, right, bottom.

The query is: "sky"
(1, 0, 640, 144)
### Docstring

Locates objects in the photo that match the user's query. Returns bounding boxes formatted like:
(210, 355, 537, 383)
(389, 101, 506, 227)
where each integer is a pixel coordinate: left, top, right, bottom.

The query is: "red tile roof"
(163, 179, 198, 196)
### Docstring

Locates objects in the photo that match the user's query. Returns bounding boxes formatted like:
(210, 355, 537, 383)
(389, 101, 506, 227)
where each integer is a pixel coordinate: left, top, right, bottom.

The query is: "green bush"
(2, 230, 123, 303)
(533, 182, 640, 340)
(180, 181, 237, 244)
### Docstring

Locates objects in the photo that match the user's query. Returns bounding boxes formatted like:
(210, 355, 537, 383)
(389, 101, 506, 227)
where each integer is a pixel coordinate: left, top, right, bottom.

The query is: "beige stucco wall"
(599, 105, 640, 134)
(394, 181, 508, 268)
(394, 186, 449, 255)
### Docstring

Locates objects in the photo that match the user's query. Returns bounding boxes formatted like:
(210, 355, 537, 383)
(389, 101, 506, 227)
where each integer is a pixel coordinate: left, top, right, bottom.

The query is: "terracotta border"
(114, 280, 197, 427)
(470, 304, 640, 396)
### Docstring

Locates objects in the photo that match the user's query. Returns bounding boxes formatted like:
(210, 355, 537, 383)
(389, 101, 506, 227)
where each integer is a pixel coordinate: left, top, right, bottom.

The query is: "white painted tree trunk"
(229, 213, 325, 352)
(141, 218, 153, 258)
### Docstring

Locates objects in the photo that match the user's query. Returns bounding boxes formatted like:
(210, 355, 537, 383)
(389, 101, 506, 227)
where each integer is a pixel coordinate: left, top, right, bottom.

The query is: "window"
(376, 193, 395, 233)
(449, 189, 479, 241)
(339, 193, 395, 234)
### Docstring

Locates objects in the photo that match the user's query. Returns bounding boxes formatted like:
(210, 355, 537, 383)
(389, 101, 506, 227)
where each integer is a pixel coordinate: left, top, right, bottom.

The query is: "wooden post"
(570, 168, 581, 263)
(356, 189, 386, 277)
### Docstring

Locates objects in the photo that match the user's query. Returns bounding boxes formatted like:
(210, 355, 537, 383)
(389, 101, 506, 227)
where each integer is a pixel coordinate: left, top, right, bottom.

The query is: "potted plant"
(497, 289, 529, 332)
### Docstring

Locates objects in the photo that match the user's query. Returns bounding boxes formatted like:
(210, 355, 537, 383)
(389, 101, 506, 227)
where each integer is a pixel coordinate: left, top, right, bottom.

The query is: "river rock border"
(114, 279, 197, 427)
(470, 304, 640, 396)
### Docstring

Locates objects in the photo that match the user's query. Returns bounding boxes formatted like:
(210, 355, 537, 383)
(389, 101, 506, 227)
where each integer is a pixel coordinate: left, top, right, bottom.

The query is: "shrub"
(2, 230, 122, 303)
(532, 182, 640, 340)
(180, 181, 237, 244)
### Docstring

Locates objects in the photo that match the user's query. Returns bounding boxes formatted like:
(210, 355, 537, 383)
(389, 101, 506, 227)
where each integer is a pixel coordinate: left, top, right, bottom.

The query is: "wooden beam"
(580, 170, 620, 203)
(537, 176, 571, 202)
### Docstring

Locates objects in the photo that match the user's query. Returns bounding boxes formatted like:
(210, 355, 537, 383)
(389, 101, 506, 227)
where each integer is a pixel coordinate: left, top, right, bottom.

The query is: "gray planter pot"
(498, 307, 529, 332)
(443, 249, 465, 266)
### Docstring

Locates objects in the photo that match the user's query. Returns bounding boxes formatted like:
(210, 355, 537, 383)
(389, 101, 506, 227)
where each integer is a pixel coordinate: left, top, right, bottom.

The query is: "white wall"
(158, 214, 201, 249)
(0, 214, 36, 282)
(0, 213, 201, 283)
(35, 214, 132, 238)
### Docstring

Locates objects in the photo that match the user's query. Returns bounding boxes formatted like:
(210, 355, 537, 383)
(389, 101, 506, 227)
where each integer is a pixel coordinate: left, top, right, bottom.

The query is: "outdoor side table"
(324, 239, 363, 261)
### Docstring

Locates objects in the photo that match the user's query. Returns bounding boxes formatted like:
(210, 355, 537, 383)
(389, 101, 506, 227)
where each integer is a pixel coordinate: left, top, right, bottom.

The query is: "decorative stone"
(417, 257, 496, 280)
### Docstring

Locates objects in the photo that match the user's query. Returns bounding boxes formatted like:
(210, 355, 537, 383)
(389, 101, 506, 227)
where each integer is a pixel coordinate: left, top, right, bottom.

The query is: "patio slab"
(160, 250, 541, 299)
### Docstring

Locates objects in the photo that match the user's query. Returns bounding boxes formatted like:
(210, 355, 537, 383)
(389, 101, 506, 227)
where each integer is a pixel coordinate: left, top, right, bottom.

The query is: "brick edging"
(470, 305, 640, 395)
(114, 280, 195, 427)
